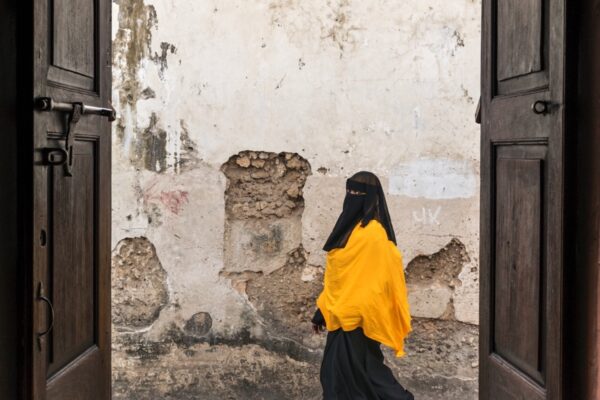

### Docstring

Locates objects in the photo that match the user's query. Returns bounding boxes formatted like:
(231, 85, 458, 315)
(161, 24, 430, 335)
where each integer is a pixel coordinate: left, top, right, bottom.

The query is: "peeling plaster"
(112, 237, 169, 329)
(111, 0, 482, 398)
(406, 238, 470, 320)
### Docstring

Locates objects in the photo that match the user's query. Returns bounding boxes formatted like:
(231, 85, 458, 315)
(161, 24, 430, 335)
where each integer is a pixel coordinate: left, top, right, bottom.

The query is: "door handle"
(35, 97, 116, 176)
(37, 282, 55, 351)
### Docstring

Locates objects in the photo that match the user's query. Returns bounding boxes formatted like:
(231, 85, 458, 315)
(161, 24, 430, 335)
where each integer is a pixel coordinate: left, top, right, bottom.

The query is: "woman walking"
(312, 171, 414, 400)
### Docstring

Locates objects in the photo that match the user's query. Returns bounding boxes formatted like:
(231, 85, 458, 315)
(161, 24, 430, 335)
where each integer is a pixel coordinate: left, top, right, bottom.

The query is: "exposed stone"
(218, 270, 263, 295)
(405, 238, 469, 287)
(405, 239, 470, 320)
(220, 151, 322, 350)
(110, 0, 482, 396)
(408, 285, 453, 319)
(221, 151, 311, 277)
(245, 246, 324, 345)
(112, 237, 169, 329)
(386, 318, 478, 400)
(235, 156, 251, 168)
(224, 218, 302, 275)
(221, 151, 311, 220)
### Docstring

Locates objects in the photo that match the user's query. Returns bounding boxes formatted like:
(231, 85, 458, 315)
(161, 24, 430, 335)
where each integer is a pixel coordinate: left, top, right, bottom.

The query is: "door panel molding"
(493, 0, 550, 96)
(481, 0, 567, 399)
(31, 0, 112, 398)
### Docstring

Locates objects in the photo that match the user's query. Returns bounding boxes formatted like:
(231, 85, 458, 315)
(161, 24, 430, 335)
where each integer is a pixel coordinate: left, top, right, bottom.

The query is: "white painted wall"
(111, 0, 481, 339)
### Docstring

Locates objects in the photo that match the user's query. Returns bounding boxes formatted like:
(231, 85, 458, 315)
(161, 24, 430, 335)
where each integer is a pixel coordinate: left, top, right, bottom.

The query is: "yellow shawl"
(316, 219, 412, 357)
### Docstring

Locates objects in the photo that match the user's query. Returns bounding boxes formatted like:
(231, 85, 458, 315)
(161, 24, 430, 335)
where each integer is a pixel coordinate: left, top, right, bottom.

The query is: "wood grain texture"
(497, 0, 543, 81)
(481, 0, 570, 398)
(53, 0, 95, 78)
(494, 157, 543, 383)
(31, 0, 112, 398)
(494, 0, 549, 95)
(47, 141, 96, 378)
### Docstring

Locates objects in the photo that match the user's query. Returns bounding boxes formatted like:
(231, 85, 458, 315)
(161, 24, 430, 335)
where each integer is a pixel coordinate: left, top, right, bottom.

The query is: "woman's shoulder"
(364, 220, 401, 250)
(362, 219, 390, 239)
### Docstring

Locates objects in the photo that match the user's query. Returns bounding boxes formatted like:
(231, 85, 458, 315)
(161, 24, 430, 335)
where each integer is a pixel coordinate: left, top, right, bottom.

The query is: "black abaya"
(313, 309, 414, 400)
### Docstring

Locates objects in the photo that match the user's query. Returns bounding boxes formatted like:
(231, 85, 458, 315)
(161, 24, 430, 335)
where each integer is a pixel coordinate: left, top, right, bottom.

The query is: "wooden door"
(480, 0, 573, 399)
(30, 1, 112, 399)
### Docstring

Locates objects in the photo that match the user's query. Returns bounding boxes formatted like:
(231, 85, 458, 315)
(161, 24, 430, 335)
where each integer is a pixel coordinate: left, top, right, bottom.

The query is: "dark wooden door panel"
(47, 347, 108, 400)
(495, 0, 548, 95)
(48, 0, 98, 91)
(494, 147, 546, 385)
(32, 0, 111, 399)
(488, 355, 545, 400)
(481, 0, 566, 399)
(53, 0, 96, 78)
(497, 0, 542, 80)
(47, 139, 97, 378)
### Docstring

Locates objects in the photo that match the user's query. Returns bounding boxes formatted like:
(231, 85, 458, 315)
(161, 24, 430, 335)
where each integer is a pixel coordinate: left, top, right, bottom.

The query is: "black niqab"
(322, 171, 396, 251)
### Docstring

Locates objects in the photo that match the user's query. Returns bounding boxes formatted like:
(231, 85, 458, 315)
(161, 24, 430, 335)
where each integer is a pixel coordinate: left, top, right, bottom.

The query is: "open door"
(29, 0, 113, 399)
(480, 0, 572, 399)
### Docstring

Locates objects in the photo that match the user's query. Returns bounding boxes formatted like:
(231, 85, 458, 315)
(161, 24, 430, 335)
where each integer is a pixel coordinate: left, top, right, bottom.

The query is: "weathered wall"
(111, 0, 481, 398)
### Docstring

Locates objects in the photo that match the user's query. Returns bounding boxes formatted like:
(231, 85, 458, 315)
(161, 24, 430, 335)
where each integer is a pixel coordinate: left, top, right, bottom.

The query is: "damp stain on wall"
(113, 0, 196, 174)
(113, 0, 158, 124)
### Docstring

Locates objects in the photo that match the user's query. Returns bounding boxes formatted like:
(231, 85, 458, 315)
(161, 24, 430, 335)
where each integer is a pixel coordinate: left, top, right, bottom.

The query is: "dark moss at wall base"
(112, 317, 477, 400)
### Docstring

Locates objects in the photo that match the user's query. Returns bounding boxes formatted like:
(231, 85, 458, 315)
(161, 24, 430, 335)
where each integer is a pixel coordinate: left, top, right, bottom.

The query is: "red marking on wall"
(159, 190, 189, 215)
(142, 179, 189, 215)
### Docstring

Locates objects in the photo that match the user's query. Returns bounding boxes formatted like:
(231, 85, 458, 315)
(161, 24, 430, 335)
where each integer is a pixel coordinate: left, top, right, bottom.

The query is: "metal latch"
(35, 97, 116, 176)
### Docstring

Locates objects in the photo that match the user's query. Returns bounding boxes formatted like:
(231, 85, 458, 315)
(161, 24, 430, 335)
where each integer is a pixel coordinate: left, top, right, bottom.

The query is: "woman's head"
(322, 171, 396, 251)
(345, 171, 383, 220)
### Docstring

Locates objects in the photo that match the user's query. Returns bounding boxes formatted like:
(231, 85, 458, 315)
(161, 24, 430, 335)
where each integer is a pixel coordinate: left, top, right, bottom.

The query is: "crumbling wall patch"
(221, 151, 311, 220)
(112, 237, 169, 329)
(406, 238, 468, 288)
(406, 238, 470, 320)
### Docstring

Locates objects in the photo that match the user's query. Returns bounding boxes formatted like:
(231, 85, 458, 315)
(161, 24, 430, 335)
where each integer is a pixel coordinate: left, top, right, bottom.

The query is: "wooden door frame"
(567, 0, 600, 397)
(0, 0, 599, 399)
(0, 0, 22, 399)
(0, 0, 35, 399)
(0, 1, 113, 399)
(476, 0, 598, 398)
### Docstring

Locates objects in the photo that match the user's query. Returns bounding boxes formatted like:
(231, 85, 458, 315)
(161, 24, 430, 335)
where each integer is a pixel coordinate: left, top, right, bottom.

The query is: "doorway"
(1, 0, 599, 399)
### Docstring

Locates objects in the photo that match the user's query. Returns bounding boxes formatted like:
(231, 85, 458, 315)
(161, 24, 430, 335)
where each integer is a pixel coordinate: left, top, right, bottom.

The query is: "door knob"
(532, 100, 550, 115)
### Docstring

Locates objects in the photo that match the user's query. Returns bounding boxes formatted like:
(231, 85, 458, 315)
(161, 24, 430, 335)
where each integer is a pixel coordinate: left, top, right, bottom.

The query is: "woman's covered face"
(346, 188, 366, 196)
